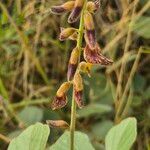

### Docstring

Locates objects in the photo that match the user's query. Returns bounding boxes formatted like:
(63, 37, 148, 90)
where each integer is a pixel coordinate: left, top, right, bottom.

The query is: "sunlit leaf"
(105, 117, 137, 150)
(8, 123, 50, 150)
(50, 131, 94, 150)
(131, 16, 150, 39)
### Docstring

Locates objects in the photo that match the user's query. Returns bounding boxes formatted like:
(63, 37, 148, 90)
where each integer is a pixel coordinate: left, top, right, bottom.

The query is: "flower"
(87, 0, 100, 13)
(79, 61, 93, 77)
(59, 27, 77, 41)
(67, 47, 79, 81)
(68, 0, 85, 23)
(46, 120, 69, 129)
(84, 12, 96, 49)
(51, 1, 75, 14)
(84, 44, 113, 65)
(73, 72, 84, 108)
(51, 82, 71, 110)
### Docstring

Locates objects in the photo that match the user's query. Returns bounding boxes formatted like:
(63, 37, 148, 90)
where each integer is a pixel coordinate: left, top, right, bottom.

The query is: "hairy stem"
(70, 1, 87, 150)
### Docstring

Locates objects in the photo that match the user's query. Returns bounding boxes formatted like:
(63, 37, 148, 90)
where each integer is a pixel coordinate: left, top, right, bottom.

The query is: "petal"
(59, 28, 77, 41)
(51, 6, 66, 14)
(68, 6, 82, 23)
(84, 44, 113, 65)
(74, 90, 84, 108)
(85, 30, 96, 50)
(68, 0, 85, 23)
(51, 95, 67, 110)
(67, 63, 78, 81)
(51, 1, 75, 15)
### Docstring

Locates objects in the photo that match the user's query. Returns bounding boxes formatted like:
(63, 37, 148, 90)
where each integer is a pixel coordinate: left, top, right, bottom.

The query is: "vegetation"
(0, 0, 150, 150)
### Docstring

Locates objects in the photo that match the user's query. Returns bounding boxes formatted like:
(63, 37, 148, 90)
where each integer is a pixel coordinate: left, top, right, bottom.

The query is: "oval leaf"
(18, 106, 43, 126)
(50, 131, 94, 150)
(105, 117, 137, 150)
(77, 104, 112, 118)
(8, 123, 50, 150)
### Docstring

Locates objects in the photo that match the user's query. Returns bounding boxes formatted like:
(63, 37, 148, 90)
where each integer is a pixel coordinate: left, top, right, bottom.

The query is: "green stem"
(70, 1, 87, 150)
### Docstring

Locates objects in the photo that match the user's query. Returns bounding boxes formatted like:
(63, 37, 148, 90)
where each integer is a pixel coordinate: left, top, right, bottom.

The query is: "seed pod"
(51, 82, 71, 110)
(84, 12, 96, 49)
(79, 61, 92, 77)
(46, 120, 69, 129)
(67, 47, 79, 81)
(73, 72, 84, 108)
(84, 44, 113, 65)
(87, 0, 100, 13)
(51, 1, 75, 15)
(68, 0, 85, 23)
(59, 27, 77, 41)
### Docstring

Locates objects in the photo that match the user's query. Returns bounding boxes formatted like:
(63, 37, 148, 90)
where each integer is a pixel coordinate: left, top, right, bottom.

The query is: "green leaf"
(133, 74, 146, 93)
(131, 16, 150, 39)
(18, 106, 43, 126)
(50, 131, 94, 150)
(105, 117, 137, 150)
(142, 87, 150, 100)
(91, 120, 113, 140)
(8, 123, 50, 150)
(77, 104, 112, 118)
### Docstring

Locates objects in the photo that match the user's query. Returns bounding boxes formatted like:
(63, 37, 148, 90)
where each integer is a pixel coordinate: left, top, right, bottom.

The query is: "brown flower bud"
(67, 47, 79, 81)
(68, 0, 85, 23)
(87, 0, 100, 13)
(59, 27, 77, 41)
(84, 44, 113, 65)
(51, 82, 71, 110)
(46, 120, 69, 129)
(84, 12, 96, 49)
(73, 72, 84, 108)
(79, 61, 92, 77)
(51, 1, 75, 15)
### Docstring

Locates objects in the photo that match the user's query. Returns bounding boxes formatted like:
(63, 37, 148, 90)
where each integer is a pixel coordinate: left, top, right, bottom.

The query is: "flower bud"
(87, 0, 100, 13)
(46, 120, 69, 129)
(79, 61, 92, 77)
(73, 72, 84, 108)
(51, 82, 71, 110)
(51, 1, 75, 15)
(84, 44, 113, 65)
(68, 0, 85, 23)
(67, 47, 79, 81)
(59, 27, 77, 41)
(84, 12, 96, 49)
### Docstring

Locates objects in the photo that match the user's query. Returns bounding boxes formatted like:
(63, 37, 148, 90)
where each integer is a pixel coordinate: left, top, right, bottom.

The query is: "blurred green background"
(0, 0, 149, 149)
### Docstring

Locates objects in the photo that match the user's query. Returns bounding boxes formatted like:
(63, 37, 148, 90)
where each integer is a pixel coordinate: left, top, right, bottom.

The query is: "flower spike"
(51, 1, 75, 15)
(84, 12, 96, 49)
(68, 0, 85, 23)
(84, 44, 113, 65)
(51, 82, 71, 110)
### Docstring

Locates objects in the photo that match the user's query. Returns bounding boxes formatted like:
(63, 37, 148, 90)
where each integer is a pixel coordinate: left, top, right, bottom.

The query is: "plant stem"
(70, 1, 87, 150)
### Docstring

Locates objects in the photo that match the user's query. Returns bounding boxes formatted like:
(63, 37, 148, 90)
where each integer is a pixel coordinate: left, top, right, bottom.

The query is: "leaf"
(142, 87, 150, 100)
(131, 16, 150, 39)
(91, 120, 113, 140)
(77, 104, 112, 118)
(105, 117, 137, 150)
(18, 106, 43, 126)
(8, 123, 50, 150)
(133, 74, 146, 93)
(50, 131, 94, 150)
